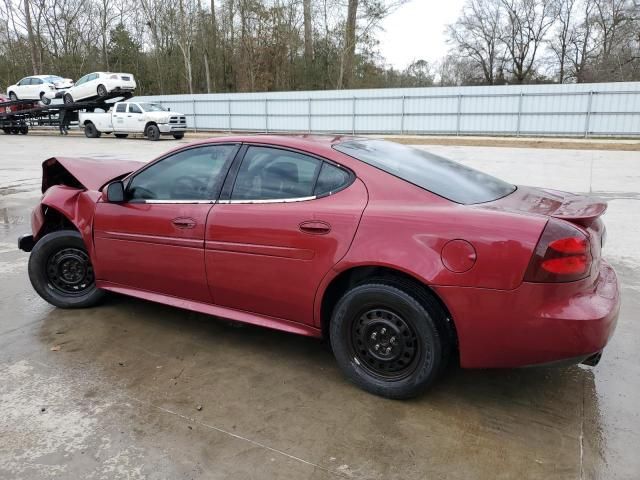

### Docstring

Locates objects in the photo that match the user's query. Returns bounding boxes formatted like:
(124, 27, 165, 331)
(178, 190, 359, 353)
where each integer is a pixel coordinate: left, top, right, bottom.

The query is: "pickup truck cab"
(78, 101, 187, 141)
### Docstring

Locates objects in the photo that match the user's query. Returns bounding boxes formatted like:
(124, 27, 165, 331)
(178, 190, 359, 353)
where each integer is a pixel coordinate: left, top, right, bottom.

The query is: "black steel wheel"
(349, 308, 422, 381)
(330, 282, 449, 399)
(46, 248, 94, 295)
(19, 125, 28, 135)
(97, 84, 108, 97)
(28, 230, 105, 308)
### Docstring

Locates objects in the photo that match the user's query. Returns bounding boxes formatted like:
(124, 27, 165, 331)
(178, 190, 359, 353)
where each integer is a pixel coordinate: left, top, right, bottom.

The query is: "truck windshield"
(333, 139, 516, 204)
(139, 103, 168, 112)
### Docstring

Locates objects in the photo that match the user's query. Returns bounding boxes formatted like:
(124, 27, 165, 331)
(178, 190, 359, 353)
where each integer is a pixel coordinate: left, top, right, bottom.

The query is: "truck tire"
(173, 133, 185, 140)
(115, 134, 128, 139)
(146, 124, 160, 141)
(84, 122, 101, 138)
(19, 125, 28, 135)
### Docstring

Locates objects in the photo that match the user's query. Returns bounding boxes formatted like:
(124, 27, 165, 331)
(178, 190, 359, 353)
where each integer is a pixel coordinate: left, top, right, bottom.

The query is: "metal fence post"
(265, 99, 269, 133)
(352, 97, 356, 135)
(456, 94, 462, 136)
(192, 99, 197, 132)
(227, 99, 232, 132)
(400, 95, 406, 134)
(516, 92, 524, 137)
(308, 98, 312, 133)
(584, 91, 594, 138)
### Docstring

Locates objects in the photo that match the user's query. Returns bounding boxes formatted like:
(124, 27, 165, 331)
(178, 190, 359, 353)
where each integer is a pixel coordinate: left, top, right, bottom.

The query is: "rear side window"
(314, 163, 351, 196)
(115, 104, 127, 113)
(231, 146, 321, 200)
(334, 139, 515, 204)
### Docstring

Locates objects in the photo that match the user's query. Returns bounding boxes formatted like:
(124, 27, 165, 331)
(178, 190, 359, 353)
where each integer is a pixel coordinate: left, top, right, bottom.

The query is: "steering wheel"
(171, 175, 209, 199)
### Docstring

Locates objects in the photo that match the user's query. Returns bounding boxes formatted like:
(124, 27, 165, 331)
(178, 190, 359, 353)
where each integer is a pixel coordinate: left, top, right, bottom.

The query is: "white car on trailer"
(61, 72, 136, 104)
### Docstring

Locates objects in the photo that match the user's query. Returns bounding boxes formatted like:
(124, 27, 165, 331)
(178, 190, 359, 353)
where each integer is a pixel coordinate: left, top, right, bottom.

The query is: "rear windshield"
(333, 139, 515, 204)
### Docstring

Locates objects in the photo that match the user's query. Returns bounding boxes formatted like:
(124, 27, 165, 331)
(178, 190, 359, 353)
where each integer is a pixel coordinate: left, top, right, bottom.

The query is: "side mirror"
(105, 181, 125, 203)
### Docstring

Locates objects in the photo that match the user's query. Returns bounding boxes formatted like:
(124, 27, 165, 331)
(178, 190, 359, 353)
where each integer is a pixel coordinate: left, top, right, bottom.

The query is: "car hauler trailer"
(0, 91, 133, 135)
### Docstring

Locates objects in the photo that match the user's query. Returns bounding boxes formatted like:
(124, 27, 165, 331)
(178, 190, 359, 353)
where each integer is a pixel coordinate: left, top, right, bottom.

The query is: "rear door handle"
(299, 220, 331, 235)
(172, 217, 196, 229)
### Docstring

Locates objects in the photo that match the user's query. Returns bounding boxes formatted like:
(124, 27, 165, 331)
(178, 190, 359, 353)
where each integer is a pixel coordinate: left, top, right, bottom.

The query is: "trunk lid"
(482, 186, 607, 227)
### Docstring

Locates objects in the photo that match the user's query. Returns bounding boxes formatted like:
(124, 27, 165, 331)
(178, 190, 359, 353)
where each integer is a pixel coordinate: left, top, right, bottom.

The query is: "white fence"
(133, 82, 640, 137)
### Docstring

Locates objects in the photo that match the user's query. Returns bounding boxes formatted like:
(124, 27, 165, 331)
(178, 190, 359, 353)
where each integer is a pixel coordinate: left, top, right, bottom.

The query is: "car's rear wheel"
(63, 93, 73, 104)
(9, 92, 17, 101)
(40, 92, 51, 105)
(146, 124, 160, 141)
(114, 133, 128, 139)
(84, 122, 101, 138)
(330, 282, 448, 399)
(28, 230, 105, 308)
(97, 84, 108, 97)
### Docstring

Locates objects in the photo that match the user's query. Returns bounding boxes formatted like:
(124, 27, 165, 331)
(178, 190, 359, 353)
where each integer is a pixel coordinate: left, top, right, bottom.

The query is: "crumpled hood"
(42, 156, 146, 193)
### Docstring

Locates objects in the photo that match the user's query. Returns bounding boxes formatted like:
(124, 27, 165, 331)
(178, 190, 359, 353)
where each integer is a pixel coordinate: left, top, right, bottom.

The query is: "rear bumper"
(435, 261, 620, 368)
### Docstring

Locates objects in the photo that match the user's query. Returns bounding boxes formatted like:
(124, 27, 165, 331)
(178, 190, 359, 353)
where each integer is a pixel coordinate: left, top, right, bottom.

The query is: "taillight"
(524, 219, 592, 282)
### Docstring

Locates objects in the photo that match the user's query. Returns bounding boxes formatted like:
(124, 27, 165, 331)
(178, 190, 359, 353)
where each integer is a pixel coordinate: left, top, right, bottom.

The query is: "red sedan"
(19, 136, 620, 398)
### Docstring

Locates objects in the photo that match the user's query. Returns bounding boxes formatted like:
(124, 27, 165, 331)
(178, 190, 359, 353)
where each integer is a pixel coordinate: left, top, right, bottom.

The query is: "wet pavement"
(1, 134, 639, 479)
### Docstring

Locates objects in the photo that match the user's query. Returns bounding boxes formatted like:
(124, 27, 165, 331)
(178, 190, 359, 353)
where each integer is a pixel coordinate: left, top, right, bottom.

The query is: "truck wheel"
(115, 134, 128, 139)
(97, 84, 108, 97)
(19, 125, 28, 135)
(146, 124, 160, 141)
(84, 122, 101, 138)
(28, 230, 105, 309)
(172, 133, 185, 140)
(63, 93, 74, 104)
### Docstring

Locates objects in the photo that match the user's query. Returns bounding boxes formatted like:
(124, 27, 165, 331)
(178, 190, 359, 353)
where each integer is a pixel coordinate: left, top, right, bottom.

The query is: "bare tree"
(447, 0, 503, 84)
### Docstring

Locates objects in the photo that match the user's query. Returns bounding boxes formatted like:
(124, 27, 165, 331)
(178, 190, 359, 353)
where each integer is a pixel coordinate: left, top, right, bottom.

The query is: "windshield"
(138, 103, 168, 112)
(333, 139, 516, 204)
(43, 76, 64, 83)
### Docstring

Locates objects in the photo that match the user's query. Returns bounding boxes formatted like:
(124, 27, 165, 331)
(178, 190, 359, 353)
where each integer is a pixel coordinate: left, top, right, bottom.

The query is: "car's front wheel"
(63, 93, 73, 104)
(40, 92, 51, 105)
(97, 84, 108, 97)
(9, 91, 17, 101)
(146, 124, 160, 141)
(330, 282, 449, 399)
(28, 230, 105, 308)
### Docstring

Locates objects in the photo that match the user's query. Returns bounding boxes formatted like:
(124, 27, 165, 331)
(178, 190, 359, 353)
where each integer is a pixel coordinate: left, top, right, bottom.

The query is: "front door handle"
(299, 220, 331, 235)
(172, 217, 196, 229)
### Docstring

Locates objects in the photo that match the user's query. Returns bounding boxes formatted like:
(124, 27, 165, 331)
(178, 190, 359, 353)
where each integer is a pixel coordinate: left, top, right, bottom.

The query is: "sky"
(378, 0, 466, 70)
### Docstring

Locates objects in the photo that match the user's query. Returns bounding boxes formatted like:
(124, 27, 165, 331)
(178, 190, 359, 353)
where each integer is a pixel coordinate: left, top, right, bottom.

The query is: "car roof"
(184, 134, 361, 157)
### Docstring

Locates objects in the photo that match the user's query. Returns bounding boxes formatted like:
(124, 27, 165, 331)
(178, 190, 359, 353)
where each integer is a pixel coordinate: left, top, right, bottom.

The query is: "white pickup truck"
(78, 101, 187, 140)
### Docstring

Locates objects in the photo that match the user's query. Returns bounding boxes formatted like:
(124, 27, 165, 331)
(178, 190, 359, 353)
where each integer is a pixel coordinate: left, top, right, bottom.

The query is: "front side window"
(231, 147, 322, 201)
(128, 145, 239, 201)
(128, 104, 142, 114)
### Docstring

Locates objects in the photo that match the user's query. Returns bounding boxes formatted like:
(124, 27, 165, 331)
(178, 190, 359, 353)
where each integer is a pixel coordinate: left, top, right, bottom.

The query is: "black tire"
(63, 93, 73, 104)
(40, 92, 51, 105)
(2, 128, 9, 135)
(330, 282, 448, 399)
(19, 125, 28, 135)
(114, 133, 128, 139)
(84, 122, 101, 138)
(28, 230, 105, 309)
(146, 124, 160, 141)
(172, 133, 185, 140)
(9, 91, 17, 101)
(97, 84, 108, 97)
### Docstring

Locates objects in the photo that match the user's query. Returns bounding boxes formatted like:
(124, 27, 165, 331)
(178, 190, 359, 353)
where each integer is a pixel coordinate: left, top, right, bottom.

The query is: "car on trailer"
(6, 75, 73, 105)
(78, 101, 186, 140)
(62, 72, 136, 104)
(18, 136, 620, 399)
